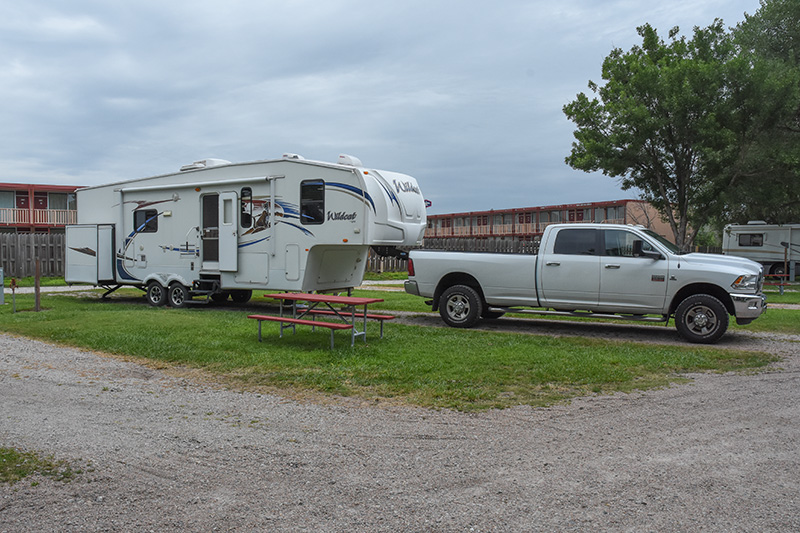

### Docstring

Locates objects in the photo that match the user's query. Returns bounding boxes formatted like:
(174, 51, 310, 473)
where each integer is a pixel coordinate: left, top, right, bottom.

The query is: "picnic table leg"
(258, 320, 262, 342)
(362, 305, 369, 343)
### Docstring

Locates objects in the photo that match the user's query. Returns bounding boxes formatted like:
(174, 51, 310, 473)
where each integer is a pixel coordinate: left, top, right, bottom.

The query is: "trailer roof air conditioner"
(338, 154, 363, 167)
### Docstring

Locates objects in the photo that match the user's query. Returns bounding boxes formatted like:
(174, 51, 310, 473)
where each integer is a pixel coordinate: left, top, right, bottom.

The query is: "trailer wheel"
(230, 290, 252, 304)
(439, 285, 482, 328)
(770, 263, 786, 276)
(211, 292, 230, 303)
(168, 283, 190, 308)
(146, 282, 167, 307)
(675, 294, 728, 344)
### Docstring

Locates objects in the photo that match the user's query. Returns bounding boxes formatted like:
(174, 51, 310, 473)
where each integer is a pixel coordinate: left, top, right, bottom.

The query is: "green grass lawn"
(0, 291, 781, 410)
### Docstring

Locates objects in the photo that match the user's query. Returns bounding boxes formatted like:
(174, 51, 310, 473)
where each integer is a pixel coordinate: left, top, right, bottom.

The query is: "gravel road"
(2, 315, 799, 531)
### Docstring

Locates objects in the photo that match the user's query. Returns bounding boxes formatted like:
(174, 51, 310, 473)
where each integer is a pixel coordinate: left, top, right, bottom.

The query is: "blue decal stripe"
(327, 182, 376, 213)
(379, 180, 401, 209)
(239, 236, 270, 248)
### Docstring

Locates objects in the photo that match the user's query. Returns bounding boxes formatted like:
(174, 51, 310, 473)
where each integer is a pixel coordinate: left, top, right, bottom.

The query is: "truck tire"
(146, 282, 167, 307)
(675, 294, 728, 344)
(439, 285, 482, 328)
(168, 283, 190, 308)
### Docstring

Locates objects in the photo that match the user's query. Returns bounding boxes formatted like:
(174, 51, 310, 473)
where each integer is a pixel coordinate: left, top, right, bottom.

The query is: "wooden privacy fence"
(0, 233, 65, 277)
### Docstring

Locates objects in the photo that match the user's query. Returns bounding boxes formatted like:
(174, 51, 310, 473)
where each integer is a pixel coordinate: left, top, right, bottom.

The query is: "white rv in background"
(65, 153, 426, 306)
(722, 221, 799, 277)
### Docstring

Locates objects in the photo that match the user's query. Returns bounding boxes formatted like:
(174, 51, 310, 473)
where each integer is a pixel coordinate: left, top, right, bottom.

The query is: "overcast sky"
(1, 0, 760, 214)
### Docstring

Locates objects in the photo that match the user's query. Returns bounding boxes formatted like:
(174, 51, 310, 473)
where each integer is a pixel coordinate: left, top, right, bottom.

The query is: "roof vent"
(180, 158, 231, 172)
(338, 154, 363, 167)
(282, 153, 305, 160)
(747, 220, 768, 225)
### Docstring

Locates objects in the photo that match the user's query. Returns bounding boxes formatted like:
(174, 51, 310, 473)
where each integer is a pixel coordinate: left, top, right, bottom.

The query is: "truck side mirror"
(633, 240, 663, 260)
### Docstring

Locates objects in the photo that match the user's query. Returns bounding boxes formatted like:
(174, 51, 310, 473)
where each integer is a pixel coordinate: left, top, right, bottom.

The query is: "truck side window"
(300, 179, 325, 225)
(738, 233, 763, 247)
(133, 209, 158, 233)
(553, 229, 597, 255)
(603, 229, 655, 257)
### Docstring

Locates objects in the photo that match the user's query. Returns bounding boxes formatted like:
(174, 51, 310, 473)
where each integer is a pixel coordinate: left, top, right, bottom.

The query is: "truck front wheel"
(675, 294, 728, 344)
(439, 285, 482, 328)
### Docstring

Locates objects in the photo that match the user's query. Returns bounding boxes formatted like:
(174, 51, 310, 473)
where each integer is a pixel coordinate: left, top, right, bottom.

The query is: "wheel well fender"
(432, 273, 484, 311)
(670, 283, 734, 316)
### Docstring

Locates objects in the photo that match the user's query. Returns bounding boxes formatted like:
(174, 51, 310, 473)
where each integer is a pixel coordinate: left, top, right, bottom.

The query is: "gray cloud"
(0, 0, 759, 213)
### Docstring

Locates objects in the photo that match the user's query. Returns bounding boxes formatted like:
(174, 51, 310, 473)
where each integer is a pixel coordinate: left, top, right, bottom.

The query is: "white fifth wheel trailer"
(65, 153, 426, 306)
(722, 221, 799, 278)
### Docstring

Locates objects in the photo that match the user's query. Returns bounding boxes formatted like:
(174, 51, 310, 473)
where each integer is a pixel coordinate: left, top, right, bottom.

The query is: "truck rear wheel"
(439, 285, 482, 328)
(675, 294, 728, 344)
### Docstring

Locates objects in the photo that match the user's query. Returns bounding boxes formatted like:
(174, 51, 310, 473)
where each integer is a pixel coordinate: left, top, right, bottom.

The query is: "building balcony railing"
(0, 208, 78, 227)
(424, 217, 628, 239)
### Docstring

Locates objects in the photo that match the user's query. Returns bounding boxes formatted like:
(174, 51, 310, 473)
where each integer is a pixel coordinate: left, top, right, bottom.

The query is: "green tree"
(723, 0, 800, 224)
(564, 18, 799, 250)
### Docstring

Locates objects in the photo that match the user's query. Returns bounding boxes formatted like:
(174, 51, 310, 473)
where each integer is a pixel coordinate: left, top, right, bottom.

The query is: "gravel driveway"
(2, 318, 799, 532)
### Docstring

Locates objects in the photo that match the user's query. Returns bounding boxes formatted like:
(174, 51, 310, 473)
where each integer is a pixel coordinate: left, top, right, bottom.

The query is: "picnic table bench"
(247, 314, 353, 349)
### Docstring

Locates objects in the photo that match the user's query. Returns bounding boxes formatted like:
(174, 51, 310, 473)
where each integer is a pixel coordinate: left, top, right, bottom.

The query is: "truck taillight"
(408, 258, 415, 277)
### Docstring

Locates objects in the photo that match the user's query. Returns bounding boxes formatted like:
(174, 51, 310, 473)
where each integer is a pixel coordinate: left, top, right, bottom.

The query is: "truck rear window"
(553, 229, 597, 255)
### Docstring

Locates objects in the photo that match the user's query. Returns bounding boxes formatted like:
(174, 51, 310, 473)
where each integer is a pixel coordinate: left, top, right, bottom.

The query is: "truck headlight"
(732, 274, 758, 291)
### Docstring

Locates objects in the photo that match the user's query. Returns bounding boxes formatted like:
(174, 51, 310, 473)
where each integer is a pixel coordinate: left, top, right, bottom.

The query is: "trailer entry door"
(219, 191, 238, 272)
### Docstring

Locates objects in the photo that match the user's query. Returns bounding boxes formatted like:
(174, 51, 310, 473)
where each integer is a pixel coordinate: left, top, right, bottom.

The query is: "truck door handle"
(604, 264, 621, 269)
(545, 261, 560, 266)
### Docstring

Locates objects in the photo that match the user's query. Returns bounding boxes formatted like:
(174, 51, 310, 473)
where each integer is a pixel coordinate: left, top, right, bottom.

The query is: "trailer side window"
(240, 187, 252, 228)
(133, 209, 158, 233)
(553, 229, 597, 255)
(300, 179, 325, 225)
(738, 233, 763, 247)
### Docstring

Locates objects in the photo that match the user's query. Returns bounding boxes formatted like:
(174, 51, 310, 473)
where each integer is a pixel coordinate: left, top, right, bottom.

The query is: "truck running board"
(490, 307, 669, 323)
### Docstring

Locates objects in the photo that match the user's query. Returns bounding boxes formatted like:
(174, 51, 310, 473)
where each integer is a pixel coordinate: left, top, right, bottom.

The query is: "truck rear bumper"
(404, 280, 420, 296)
(731, 293, 766, 324)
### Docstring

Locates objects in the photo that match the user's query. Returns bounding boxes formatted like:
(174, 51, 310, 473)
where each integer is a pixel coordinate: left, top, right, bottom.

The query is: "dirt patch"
(1, 330, 799, 531)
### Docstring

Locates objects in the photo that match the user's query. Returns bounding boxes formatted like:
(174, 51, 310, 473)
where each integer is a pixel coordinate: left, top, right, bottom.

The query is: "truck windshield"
(643, 229, 681, 254)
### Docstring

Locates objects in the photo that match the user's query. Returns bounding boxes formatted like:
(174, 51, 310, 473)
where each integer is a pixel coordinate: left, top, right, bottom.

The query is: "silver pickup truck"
(405, 223, 766, 343)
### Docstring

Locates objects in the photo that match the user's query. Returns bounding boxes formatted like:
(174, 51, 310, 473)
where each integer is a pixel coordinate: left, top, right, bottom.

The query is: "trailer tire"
(675, 293, 728, 344)
(146, 282, 167, 307)
(770, 263, 786, 276)
(439, 285, 482, 328)
(168, 283, 190, 308)
(211, 292, 230, 303)
(230, 290, 252, 304)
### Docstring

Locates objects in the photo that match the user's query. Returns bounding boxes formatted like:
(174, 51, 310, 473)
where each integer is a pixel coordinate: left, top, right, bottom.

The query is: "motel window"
(300, 179, 325, 225)
(0, 191, 13, 209)
(134, 209, 158, 233)
(738, 233, 764, 247)
(48, 193, 68, 210)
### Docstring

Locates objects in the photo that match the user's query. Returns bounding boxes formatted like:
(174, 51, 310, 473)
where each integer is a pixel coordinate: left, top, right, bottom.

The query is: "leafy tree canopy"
(564, 5, 800, 249)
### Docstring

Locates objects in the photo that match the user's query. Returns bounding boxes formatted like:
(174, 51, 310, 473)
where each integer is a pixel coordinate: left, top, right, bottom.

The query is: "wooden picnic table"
(260, 292, 386, 347)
